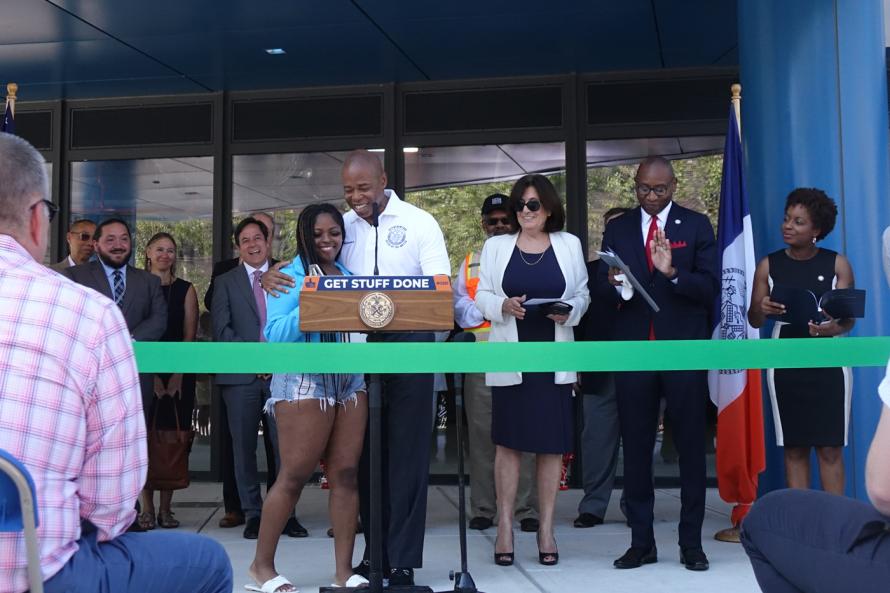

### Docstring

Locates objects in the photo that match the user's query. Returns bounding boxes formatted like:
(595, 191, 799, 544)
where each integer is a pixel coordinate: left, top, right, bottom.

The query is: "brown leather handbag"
(146, 399, 194, 491)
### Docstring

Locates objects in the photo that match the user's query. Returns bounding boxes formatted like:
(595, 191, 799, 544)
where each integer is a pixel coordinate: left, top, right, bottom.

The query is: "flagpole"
(731, 83, 741, 138)
(5, 83, 16, 117)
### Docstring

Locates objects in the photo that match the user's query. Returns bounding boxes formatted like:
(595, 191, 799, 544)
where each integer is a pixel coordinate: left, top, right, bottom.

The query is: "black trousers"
(359, 332, 434, 569)
(741, 489, 890, 593)
(615, 369, 707, 550)
(217, 387, 278, 514)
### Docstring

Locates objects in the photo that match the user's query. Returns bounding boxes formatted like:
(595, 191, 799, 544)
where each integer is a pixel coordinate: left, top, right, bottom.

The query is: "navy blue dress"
(491, 245, 574, 454)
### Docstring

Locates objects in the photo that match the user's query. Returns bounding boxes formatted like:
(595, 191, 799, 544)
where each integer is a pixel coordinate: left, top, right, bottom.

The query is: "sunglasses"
(514, 199, 542, 212)
(485, 216, 510, 226)
(71, 232, 92, 241)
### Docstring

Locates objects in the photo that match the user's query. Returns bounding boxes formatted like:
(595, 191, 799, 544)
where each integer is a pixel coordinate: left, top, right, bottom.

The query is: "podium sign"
(299, 274, 453, 332)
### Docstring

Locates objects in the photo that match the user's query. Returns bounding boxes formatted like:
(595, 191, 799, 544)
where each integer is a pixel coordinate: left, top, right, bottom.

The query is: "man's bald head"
(342, 150, 388, 222)
(0, 132, 48, 230)
(637, 156, 676, 181)
(343, 150, 385, 178)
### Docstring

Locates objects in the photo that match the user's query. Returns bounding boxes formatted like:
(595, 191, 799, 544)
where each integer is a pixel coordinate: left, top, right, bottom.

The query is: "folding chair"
(0, 449, 42, 593)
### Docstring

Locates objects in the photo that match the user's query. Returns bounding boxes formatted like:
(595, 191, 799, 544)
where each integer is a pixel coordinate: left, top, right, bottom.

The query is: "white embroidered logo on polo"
(387, 225, 407, 248)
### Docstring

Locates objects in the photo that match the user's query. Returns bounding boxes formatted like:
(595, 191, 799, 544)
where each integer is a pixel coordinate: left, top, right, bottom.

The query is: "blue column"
(740, 0, 890, 499)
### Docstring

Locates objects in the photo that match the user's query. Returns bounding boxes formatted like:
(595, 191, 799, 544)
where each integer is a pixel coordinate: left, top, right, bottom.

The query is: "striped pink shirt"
(0, 235, 147, 593)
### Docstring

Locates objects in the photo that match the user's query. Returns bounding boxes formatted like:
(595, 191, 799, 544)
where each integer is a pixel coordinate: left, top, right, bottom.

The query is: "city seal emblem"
(359, 292, 396, 329)
(387, 225, 407, 248)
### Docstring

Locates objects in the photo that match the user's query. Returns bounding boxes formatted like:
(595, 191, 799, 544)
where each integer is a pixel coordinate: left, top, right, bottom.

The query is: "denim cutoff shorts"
(265, 372, 366, 416)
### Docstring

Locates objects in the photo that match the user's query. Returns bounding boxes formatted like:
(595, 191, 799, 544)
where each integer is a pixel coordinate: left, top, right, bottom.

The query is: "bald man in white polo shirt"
(262, 150, 450, 587)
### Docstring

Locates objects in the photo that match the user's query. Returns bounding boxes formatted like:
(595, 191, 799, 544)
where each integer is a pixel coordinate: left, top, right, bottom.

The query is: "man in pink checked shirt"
(0, 132, 232, 593)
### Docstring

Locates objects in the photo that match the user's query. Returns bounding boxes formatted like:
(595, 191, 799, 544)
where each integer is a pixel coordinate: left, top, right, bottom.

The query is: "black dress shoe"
(242, 517, 260, 540)
(388, 567, 414, 586)
(519, 518, 540, 532)
(469, 516, 493, 530)
(282, 516, 308, 537)
(573, 513, 604, 528)
(680, 547, 710, 571)
(613, 546, 657, 569)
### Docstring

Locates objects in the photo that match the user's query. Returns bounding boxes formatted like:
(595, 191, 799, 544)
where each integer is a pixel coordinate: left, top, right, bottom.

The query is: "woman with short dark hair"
(475, 174, 589, 567)
(749, 187, 855, 493)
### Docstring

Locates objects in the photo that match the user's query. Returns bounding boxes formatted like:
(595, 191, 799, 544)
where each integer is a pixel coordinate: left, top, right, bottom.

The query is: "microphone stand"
(326, 200, 431, 593)
(436, 332, 483, 593)
(372, 201, 380, 276)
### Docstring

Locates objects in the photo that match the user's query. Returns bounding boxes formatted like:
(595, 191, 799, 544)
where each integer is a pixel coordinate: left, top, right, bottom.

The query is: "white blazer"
(474, 231, 590, 387)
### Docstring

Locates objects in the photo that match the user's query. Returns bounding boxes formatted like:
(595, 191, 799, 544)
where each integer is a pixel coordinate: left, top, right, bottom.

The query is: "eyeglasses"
(634, 183, 670, 197)
(71, 232, 92, 241)
(514, 199, 542, 212)
(29, 199, 58, 222)
(485, 216, 510, 226)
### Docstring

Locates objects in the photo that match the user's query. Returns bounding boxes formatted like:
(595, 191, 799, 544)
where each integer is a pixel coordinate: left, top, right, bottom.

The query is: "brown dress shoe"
(218, 511, 245, 528)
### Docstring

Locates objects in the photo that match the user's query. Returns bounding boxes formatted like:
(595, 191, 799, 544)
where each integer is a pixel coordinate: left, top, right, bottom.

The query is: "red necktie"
(645, 215, 658, 273)
(645, 216, 658, 340)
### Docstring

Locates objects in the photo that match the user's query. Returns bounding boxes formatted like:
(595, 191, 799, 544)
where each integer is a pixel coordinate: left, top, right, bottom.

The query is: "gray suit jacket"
(211, 263, 264, 386)
(63, 261, 167, 342)
(49, 258, 70, 273)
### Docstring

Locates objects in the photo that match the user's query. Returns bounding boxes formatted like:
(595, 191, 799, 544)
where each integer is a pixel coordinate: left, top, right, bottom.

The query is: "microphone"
(372, 201, 380, 276)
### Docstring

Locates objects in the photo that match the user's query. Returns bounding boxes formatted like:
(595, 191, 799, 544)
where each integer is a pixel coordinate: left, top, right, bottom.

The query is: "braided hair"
(295, 203, 346, 274)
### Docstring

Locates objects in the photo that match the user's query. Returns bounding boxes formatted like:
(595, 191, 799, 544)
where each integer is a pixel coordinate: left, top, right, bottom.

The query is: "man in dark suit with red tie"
(597, 156, 718, 572)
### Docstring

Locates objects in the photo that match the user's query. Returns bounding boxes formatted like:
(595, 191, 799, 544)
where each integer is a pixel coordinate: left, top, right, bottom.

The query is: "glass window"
(232, 150, 385, 262)
(406, 142, 567, 277)
(71, 156, 215, 473)
(585, 137, 724, 252)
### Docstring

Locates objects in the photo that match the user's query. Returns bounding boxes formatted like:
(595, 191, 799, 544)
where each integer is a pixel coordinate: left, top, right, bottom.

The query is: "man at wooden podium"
(263, 150, 450, 587)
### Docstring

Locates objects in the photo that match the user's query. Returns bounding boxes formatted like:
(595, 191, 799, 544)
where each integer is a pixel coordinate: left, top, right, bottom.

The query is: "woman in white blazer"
(474, 174, 589, 568)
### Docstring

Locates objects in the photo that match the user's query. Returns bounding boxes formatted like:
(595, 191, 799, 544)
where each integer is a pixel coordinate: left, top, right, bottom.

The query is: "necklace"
(518, 247, 546, 266)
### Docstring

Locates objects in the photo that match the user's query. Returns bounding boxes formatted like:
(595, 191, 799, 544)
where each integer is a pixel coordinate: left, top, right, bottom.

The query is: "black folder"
(767, 286, 866, 326)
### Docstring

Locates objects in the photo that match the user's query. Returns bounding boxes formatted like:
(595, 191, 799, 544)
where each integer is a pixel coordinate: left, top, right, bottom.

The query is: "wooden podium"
(305, 274, 453, 593)
(300, 274, 453, 333)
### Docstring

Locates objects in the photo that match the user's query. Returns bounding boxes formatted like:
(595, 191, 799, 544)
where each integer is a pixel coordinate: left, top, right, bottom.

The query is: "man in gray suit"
(211, 216, 279, 540)
(63, 217, 167, 412)
(50, 218, 96, 272)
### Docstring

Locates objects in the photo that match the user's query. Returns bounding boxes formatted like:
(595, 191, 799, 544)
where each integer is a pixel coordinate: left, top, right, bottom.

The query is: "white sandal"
(244, 574, 298, 593)
(330, 574, 369, 588)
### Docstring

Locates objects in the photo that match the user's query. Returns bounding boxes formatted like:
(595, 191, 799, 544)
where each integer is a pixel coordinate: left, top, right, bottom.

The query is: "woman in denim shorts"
(247, 204, 368, 592)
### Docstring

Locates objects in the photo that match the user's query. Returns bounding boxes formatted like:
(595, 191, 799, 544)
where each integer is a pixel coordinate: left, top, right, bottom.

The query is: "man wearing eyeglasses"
(597, 156, 718, 572)
(0, 132, 233, 593)
(453, 193, 540, 534)
(50, 218, 96, 271)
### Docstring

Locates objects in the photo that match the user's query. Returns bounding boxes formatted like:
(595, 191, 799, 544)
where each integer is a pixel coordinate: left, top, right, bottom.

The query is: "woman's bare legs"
(324, 393, 368, 585)
(249, 401, 335, 592)
(494, 445, 521, 557)
(784, 446, 811, 489)
(535, 453, 562, 562)
(816, 446, 845, 495)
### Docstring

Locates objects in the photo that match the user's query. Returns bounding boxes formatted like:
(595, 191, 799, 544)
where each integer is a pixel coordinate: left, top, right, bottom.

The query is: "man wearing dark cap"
(453, 193, 539, 533)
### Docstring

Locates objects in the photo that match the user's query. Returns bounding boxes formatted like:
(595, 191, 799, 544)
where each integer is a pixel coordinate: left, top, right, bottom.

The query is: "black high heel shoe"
(494, 530, 515, 566)
(537, 532, 559, 566)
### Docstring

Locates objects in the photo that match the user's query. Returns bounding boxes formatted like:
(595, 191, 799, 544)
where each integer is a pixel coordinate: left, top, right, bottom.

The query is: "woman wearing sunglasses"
(474, 173, 590, 567)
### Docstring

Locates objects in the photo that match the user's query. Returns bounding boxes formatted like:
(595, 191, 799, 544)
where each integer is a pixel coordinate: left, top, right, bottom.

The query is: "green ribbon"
(134, 337, 890, 374)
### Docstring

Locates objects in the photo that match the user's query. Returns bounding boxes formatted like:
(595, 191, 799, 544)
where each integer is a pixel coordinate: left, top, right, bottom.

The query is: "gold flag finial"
(6, 83, 17, 99)
(730, 83, 742, 138)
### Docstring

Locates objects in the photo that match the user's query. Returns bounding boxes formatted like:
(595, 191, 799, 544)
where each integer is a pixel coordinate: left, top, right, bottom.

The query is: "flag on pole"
(707, 102, 765, 528)
(1, 96, 14, 135)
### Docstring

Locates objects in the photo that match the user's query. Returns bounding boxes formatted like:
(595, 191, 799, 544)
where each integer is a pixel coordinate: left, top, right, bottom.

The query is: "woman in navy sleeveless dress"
(749, 189, 855, 494)
(474, 175, 589, 568)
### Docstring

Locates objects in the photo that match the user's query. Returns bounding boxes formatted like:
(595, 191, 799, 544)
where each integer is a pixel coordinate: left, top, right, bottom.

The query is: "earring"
(812, 236, 817, 244)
